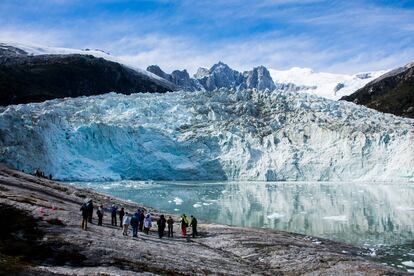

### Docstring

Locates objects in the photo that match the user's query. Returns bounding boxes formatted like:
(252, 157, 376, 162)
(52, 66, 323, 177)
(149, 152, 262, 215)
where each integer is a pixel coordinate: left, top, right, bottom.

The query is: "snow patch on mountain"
(269, 67, 389, 100)
(0, 41, 168, 83)
(0, 90, 412, 182)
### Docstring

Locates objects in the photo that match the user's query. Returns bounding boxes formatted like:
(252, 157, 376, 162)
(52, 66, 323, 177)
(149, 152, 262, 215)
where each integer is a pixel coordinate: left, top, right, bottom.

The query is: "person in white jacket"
(143, 213, 152, 235)
(122, 212, 131, 236)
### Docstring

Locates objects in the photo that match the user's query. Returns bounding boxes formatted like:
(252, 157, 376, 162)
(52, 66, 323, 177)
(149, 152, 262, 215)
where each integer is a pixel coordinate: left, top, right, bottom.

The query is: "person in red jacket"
(180, 214, 189, 237)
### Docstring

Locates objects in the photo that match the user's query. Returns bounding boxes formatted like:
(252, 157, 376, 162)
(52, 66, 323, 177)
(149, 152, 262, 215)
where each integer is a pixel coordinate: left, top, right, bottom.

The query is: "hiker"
(167, 216, 174, 237)
(119, 207, 125, 227)
(49, 174, 52, 180)
(157, 215, 167, 239)
(111, 204, 118, 226)
(97, 205, 104, 226)
(131, 211, 139, 237)
(180, 214, 189, 237)
(80, 202, 89, 230)
(122, 212, 131, 236)
(190, 215, 198, 238)
(86, 199, 94, 223)
(135, 209, 141, 231)
(139, 209, 145, 232)
(143, 213, 152, 234)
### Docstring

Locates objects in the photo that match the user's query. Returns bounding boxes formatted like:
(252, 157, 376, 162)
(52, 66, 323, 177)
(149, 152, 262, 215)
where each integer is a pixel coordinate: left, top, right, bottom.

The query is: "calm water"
(68, 181, 414, 271)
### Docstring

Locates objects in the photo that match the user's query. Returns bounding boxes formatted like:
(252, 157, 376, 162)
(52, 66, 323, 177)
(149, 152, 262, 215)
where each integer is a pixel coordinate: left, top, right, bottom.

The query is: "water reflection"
(70, 181, 414, 248)
(216, 182, 414, 246)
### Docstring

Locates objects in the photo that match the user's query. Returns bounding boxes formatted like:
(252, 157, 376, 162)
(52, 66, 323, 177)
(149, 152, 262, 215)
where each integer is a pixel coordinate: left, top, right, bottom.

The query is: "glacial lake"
(68, 181, 414, 272)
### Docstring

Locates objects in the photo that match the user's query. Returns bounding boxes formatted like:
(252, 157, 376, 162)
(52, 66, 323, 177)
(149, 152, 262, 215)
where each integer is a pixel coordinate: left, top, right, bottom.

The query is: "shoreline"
(0, 164, 407, 275)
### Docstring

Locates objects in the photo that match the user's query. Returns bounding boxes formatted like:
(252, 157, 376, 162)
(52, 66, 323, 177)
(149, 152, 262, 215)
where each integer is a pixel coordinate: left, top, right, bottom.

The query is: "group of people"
(180, 213, 198, 238)
(34, 168, 52, 180)
(80, 200, 199, 239)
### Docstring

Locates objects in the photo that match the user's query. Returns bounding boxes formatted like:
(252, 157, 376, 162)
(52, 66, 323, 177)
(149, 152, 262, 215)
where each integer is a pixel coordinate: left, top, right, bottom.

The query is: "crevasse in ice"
(0, 89, 413, 181)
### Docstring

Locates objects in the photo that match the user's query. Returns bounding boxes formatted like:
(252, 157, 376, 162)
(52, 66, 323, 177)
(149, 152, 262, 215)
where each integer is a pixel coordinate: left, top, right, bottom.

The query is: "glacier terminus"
(0, 89, 412, 182)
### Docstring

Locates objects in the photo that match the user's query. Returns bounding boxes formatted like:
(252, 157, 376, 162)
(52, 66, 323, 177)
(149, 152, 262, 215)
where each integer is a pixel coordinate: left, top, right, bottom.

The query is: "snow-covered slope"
(269, 67, 388, 100)
(0, 90, 412, 181)
(0, 42, 167, 83)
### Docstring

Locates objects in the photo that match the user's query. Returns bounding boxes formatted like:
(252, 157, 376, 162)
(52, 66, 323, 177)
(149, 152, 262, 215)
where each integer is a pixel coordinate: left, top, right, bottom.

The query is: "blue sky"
(0, 0, 413, 74)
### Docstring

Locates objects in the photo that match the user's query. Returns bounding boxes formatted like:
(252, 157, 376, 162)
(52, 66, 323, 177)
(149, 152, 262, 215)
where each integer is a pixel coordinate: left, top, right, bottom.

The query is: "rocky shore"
(0, 164, 406, 275)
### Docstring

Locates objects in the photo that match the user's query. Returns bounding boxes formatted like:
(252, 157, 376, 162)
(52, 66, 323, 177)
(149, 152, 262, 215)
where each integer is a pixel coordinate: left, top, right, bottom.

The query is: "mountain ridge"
(147, 62, 387, 100)
(0, 43, 177, 106)
(147, 62, 278, 92)
(341, 61, 414, 118)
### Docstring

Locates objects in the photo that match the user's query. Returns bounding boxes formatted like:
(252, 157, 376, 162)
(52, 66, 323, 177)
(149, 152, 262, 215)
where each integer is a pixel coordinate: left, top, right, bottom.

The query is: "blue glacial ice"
(0, 89, 413, 181)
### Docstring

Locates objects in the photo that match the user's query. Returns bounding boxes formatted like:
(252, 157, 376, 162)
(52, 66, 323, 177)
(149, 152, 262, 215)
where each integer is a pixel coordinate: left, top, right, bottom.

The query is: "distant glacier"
(0, 89, 413, 181)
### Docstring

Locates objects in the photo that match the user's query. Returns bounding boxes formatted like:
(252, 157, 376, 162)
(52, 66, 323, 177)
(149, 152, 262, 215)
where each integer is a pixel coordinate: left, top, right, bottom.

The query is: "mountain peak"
(148, 62, 277, 91)
(146, 65, 170, 80)
(194, 67, 210, 79)
(210, 61, 233, 72)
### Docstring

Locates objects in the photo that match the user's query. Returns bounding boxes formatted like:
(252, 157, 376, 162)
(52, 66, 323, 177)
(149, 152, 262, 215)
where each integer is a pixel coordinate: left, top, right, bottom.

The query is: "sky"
(0, 0, 413, 75)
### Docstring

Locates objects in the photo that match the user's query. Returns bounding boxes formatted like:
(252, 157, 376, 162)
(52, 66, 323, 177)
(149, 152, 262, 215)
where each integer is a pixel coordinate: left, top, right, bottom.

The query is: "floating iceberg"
(0, 89, 413, 181)
(402, 261, 414, 268)
(173, 197, 183, 205)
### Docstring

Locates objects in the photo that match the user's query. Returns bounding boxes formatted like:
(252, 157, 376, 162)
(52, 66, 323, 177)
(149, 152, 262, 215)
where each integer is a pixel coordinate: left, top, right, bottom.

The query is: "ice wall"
(0, 89, 413, 181)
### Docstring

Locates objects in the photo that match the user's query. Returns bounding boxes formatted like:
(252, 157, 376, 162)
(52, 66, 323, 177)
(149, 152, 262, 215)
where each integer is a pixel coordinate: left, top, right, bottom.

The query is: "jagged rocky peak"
(210, 61, 235, 73)
(146, 62, 277, 91)
(243, 65, 276, 90)
(146, 65, 201, 91)
(146, 65, 170, 81)
(194, 67, 210, 79)
(200, 61, 244, 91)
(171, 69, 191, 81)
(170, 69, 204, 91)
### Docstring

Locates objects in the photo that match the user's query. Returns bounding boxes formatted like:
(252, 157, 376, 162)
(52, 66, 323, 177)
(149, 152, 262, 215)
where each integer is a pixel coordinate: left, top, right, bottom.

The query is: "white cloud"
(0, 28, 64, 46)
(111, 30, 410, 75)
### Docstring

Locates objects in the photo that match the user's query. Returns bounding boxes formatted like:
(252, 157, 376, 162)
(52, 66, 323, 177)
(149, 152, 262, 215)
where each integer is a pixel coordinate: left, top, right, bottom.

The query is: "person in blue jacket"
(111, 204, 118, 226)
(130, 211, 140, 237)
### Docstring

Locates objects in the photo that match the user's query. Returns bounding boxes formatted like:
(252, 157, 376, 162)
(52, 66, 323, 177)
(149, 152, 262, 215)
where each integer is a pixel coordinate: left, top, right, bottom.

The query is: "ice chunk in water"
(173, 197, 183, 205)
(402, 261, 414, 267)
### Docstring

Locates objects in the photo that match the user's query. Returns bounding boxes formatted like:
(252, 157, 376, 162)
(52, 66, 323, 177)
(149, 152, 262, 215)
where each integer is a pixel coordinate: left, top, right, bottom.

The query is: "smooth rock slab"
(0, 164, 406, 275)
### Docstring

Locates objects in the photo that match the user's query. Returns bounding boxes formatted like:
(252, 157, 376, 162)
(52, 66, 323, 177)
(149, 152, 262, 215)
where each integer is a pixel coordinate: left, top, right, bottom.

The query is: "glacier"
(0, 89, 413, 181)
